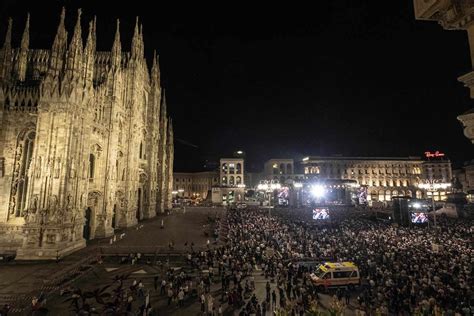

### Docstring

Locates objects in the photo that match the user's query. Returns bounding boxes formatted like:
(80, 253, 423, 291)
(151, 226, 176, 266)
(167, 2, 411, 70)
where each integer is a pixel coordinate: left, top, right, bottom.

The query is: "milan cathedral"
(0, 8, 174, 259)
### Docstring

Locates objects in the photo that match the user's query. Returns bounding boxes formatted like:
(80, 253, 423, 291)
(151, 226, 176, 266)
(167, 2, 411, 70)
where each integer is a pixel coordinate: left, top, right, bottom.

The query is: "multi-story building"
(0, 9, 174, 259)
(214, 158, 245, 205)
(173, 171, 219, 199)
(413, 1, 474, 143)
(220, 158, 244, 187)
(262, 159, 305, 184)
(453, 160, 474, 201)
(172, 157, 246, 205)
(301, 155, 452, 202)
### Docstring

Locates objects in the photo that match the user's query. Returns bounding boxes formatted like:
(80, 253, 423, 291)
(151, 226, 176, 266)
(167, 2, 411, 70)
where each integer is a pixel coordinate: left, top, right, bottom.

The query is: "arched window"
(406, 190, 412, 197)
(287, 164, 292, 174)
(15, 131, 35, 216)
(416, 190, 422, 199)
(280, 163, 285, 174)
(229, 176, 235, 186)
(229, 163, 235, 174)
(221, 163, 228, 173)
(236, 176, 242, 185)
(222, 176, 227, 185)
(236, 163, 242, 174)
(89, 154, 95, 180)
(378, 190, 385, 201)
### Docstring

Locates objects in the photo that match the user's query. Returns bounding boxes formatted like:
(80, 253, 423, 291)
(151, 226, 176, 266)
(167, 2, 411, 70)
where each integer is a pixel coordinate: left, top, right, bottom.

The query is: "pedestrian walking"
(272, 290, 277, 309)
(345, 288, 351, 305)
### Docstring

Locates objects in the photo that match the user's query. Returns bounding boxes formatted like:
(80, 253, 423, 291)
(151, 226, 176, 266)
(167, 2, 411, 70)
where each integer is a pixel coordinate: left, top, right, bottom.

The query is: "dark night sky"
(2, 0, 474, 171)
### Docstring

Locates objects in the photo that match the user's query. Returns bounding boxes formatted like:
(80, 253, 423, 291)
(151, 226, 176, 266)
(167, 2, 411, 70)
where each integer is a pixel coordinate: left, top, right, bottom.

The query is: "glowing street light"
(418, 182, 451, 190)
(417, 179, 451, 228)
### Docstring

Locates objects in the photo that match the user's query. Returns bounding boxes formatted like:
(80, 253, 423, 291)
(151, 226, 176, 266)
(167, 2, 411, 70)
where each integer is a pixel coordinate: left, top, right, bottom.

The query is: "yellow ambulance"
(309, 262, 360, 290)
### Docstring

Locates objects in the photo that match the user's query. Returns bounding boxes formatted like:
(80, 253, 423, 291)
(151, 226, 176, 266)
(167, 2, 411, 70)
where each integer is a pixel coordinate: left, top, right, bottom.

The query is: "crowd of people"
(51, 206, 472, 315)
(180, 207, 473, 315)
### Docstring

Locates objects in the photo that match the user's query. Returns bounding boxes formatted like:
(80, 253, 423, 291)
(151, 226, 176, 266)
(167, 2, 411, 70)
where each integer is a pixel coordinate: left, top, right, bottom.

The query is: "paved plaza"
(107, 206, 224, 251)
(45, 259, 353, 315)
(0, 207, 225, 314)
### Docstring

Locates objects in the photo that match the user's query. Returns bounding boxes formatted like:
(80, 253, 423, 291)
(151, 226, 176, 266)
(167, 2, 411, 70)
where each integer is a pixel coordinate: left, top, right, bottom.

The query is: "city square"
(0, 0, 474, 315)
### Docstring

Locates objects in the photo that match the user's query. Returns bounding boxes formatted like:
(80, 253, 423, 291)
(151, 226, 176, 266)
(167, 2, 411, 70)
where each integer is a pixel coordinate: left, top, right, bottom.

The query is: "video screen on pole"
(277, 187, 289, 206)
(358, 186, 368, 205)
(312, 208, 329, 220)
(411, 212, 428, 224)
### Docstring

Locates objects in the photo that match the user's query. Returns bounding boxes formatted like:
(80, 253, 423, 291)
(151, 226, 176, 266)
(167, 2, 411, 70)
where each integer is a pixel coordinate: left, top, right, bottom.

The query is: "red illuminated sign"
(425, 151, 445, 158)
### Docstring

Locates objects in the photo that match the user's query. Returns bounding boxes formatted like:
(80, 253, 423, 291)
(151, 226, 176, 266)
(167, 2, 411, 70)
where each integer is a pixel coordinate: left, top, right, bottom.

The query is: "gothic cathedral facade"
(0, 9, 174, 259)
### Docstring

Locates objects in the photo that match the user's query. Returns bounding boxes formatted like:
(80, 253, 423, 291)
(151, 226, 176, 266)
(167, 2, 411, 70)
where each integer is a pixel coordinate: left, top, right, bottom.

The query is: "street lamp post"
(294, 182, 303, 208)
(417, 180, 451, 228)
(431, 193, 437, 228)
(257, 180, 281, 216)
(177, 189, 185, 208)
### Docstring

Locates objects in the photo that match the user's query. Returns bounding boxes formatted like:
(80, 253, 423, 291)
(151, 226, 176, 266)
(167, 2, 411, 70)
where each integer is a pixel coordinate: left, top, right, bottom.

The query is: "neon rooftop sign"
(425, 151, 445, 158)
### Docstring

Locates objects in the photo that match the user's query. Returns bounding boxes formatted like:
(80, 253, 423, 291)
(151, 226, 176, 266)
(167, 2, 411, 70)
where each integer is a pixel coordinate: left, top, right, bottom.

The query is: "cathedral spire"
(15, 13, 30, 81)
(85, 17, 96, 56)
(0, 18, 13, 81)
(2, 18, 12, 49)
(161, 88, 167, 119)
(49, 7, 68, 75)
(84, 17, 96, 84)
(52, 7, 67, 53)
(131, 16, 141, 60)
(20, 13, 30, 50)
(67, 9, 83, 76)
(69, 9, 83, 54)
(111, 19, 121, 69)
(168, 117, 173, 137)
(151, 50, 160, 86)
(139, 23, 145, 58)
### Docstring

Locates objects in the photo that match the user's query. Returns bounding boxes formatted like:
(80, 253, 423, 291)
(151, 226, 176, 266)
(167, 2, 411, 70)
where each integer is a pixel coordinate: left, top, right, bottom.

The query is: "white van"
(309, 262, 360, 290)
